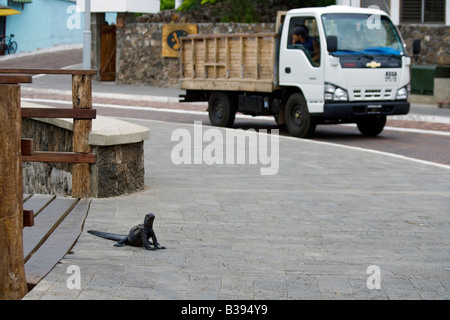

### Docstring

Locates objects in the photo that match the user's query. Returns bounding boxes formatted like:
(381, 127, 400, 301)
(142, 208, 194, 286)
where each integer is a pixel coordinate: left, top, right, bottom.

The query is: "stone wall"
(116, 22, 276, 88)
(397, 25, 450, 103)
(91, 142, 145, 198)
(398, 25, 450, 66)
(22, 119, 73, 195)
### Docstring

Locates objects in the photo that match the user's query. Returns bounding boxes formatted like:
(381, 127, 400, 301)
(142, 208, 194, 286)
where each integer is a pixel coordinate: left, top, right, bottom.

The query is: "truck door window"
(288, 17, 321, 67)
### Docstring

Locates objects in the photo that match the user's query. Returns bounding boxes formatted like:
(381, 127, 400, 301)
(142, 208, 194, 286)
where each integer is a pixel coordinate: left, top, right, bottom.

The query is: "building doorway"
(100, 24, 116, 81)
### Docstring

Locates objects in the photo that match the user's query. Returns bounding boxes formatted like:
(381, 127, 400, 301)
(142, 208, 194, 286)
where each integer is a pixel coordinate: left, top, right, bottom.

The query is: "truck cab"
(278, 6, 413, 136)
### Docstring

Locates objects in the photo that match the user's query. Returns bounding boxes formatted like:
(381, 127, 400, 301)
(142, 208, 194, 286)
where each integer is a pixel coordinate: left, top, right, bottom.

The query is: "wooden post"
(192, 38, 196, 79)
(71, 74, 93, 198)
(0, 82, 28, 299)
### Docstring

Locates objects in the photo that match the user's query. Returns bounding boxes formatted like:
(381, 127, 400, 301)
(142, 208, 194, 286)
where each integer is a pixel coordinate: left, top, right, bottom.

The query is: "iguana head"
(144, 213, 155, 227)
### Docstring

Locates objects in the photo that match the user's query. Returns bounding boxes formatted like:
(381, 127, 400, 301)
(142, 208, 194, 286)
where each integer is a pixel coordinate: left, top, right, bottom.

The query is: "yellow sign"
(162, 24, 198, 58)
(366, 61, 381, 68)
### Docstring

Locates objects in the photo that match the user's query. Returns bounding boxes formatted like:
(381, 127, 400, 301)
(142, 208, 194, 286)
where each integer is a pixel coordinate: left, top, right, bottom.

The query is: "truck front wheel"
(285, 93, 316, 138)
(357, 116, 386, 136)
(208, 92, 236, 127)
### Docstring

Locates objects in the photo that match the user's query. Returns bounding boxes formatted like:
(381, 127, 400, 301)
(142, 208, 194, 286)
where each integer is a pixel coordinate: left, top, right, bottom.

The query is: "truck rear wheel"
(357, 116, 386, 136)
(208, 92, 236, 127)
(285, 93, 316, 138)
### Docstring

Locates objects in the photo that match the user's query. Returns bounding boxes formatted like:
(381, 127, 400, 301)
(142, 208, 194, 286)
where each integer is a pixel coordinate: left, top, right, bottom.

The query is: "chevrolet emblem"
(366, 61, 381, 68)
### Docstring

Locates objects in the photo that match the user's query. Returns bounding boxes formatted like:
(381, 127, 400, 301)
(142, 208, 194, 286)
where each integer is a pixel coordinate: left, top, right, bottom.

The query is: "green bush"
(177, 0, 335, 23)
(161, 0, 175, 10)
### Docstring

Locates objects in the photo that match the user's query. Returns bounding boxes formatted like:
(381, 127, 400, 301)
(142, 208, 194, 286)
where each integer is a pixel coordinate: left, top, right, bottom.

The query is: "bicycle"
(1, 34, 17, 55)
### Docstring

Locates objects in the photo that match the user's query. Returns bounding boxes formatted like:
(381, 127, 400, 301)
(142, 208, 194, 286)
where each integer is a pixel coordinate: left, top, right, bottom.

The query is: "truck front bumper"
(322, 101, 410, 120)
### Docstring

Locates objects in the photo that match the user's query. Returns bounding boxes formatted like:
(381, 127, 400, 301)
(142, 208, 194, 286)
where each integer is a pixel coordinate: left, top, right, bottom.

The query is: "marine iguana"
(88, 213, 166, 250)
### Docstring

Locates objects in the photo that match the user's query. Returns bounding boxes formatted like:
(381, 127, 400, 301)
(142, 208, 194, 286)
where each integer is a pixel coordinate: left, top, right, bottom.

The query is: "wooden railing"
(0, 69, 97, 299)
(0, 68, 97, 200)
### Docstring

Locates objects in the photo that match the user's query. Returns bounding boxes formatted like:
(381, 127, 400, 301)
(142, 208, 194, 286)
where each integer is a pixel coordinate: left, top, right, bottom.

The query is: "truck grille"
(352, 88, 394, 101)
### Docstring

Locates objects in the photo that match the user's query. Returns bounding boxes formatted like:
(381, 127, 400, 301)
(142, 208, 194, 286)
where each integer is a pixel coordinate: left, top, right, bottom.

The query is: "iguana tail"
(87, 230, 125, 242)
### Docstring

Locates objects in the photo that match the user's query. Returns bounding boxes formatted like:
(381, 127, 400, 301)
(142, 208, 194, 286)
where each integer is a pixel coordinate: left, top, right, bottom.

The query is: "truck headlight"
(334, 88, 349, 101)
(396, 86, 409, 100)
(325, 84, 336, 100)
(325, 83, 348, 101)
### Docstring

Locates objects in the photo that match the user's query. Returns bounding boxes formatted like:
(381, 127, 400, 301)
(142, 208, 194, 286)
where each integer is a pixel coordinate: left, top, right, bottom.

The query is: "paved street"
(21, 89, 450, 166)
(2, 47, 449, 300)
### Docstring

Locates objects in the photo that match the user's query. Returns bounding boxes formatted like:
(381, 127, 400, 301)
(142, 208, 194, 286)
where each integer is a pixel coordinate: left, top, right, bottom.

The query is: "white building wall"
(447, 0, 450, 25)
(76, 0, 160, 13)
(336, 0, 360, 7)
(337, 0, 449, 26)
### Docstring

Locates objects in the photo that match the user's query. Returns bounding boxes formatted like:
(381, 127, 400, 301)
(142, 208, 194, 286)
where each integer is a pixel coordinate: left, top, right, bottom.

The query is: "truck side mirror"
(413, 39, 421, 55)
(327, 36, 338, 54)
(412, 39, 421, 62)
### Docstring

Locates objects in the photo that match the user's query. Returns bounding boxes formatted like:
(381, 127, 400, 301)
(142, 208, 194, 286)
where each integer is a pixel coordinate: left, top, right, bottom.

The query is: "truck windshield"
(321, 13, 405, 56)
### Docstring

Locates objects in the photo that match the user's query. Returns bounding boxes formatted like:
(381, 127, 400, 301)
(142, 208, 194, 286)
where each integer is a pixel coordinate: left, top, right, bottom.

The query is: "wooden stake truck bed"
(180, 33, 280, 93)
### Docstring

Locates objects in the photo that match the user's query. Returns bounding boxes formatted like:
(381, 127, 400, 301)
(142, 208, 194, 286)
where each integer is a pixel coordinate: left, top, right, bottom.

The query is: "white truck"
(180, 5, 420, 137)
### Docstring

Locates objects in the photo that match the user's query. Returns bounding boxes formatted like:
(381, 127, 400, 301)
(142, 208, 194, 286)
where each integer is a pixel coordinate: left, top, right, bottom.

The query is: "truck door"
(279, 15, 324, 113)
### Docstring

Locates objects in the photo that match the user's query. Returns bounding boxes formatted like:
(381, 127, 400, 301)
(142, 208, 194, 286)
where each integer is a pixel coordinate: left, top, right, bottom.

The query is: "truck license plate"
(367, 105, 382, 114)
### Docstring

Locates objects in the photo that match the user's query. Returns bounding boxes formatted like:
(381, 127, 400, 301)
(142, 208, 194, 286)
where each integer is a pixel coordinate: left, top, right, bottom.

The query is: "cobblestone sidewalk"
(24, 120, 450, 300)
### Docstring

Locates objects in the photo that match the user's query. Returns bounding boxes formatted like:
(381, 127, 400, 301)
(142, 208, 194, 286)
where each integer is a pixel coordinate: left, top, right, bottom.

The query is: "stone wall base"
(22, 118, 147, 198)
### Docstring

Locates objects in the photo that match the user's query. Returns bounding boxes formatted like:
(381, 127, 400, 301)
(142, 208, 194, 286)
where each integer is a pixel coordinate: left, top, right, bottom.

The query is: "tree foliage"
(176, 0, 335, 22)
(161, 0, 175, 10)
